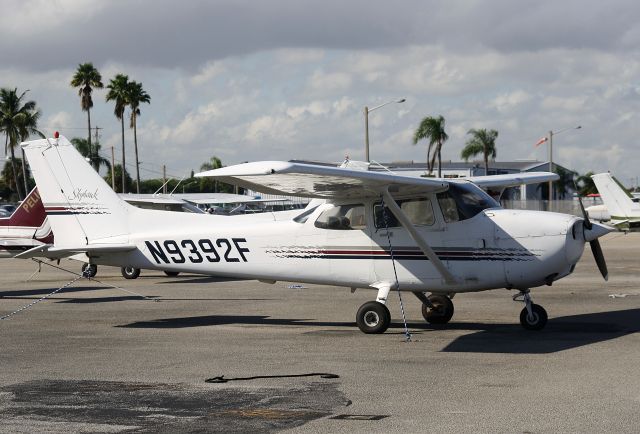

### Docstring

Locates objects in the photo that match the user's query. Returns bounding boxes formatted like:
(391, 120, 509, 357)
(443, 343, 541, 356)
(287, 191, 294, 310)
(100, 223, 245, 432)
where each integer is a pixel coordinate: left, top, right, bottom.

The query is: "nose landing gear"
(513, 290, 548, 330)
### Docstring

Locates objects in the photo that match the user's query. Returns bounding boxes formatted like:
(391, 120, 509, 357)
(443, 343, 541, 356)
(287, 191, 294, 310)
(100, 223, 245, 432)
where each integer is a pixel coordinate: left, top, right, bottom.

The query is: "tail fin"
(0, 187, 46, 227)
(21, 135, 132, 247)
(591, 173, 640, 219)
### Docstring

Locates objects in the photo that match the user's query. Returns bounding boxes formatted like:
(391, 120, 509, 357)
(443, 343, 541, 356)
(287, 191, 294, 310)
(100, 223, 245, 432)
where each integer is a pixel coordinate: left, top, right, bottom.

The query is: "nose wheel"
(514, 290, 548, 330)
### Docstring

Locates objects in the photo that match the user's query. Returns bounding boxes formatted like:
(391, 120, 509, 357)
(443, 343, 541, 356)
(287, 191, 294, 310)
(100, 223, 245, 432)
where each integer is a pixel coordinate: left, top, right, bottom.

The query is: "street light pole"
(364, 106, 370, 162)
(364, 98, 406, 162)
(547, 125, 581, 210)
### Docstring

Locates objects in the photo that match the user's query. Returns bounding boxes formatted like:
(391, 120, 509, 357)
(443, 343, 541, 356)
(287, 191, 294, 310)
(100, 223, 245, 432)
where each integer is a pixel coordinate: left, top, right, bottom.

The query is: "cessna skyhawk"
(19, 135, 611, 333)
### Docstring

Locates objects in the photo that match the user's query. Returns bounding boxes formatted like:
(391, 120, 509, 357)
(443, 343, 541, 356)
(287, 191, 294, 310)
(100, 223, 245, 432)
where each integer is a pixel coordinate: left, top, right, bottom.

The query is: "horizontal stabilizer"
(15, 243, 136, 259)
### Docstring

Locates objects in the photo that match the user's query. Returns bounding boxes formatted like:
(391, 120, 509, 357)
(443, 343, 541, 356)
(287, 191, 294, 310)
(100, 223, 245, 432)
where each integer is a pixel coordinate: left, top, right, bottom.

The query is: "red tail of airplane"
(1, 188, 47, 228)
(0, 188, 53, 254)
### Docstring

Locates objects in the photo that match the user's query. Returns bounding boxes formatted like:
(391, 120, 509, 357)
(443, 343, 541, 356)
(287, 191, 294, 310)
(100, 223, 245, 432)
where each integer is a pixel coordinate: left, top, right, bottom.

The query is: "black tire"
(164, 271, 180, 277)
(81, 263, 98, 278)
(356, 301, 391, 334)
(519, 304, 548, 330)
(422, 294, 454, 324)
(121, 266, 141, 280)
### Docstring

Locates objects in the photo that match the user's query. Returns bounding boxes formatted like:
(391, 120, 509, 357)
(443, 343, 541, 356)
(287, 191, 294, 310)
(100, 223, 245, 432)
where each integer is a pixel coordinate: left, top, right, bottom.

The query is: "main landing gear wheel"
(356, 301, 391, 334)
(422, 294, 454, 324)
(81, 263, 97, 278)
(164, 271, 180, 277)
(121, 266, 141, 280)
(519, 304, 548, 330)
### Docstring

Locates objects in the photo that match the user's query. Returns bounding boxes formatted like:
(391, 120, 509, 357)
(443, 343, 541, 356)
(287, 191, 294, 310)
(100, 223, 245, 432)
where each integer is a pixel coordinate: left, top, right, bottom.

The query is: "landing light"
(54, 131, 59, 139)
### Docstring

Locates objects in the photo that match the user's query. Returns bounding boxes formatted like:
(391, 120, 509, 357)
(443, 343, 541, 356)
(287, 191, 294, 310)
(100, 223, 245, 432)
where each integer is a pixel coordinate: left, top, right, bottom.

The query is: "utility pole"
(364, 106, 370, 162)
(548, 130, 553, 211)
(110, 146, 115, 191)
(93, 126, 102, 171)
(162, 165, 167, 194)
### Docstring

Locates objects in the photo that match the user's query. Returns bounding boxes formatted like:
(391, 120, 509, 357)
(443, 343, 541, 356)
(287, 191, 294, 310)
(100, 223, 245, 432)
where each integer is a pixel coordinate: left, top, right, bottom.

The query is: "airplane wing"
(196, 161, 448, 199)
(467, 172, 559, 189)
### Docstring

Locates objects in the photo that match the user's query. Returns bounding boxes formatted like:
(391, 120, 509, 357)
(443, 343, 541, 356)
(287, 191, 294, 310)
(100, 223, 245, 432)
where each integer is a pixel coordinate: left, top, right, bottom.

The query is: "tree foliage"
(71, 137, 111, 173)
(70, 62, 103, 165)
(0, 88, 43, 199)
(106, 74, 130, 193)
(126, 80, 150, 193)
(103, 164, 133, 193)
(576, 171, 597, 196)
(461, 128, 498, 175)
(413, 115, 448, 177)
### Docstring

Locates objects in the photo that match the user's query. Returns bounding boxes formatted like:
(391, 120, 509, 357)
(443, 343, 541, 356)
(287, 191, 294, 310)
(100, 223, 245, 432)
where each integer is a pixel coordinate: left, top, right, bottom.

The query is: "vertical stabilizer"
(1, 187, 46, 227)
(591, 173, 640, 219)
(21, 135, 133, 247)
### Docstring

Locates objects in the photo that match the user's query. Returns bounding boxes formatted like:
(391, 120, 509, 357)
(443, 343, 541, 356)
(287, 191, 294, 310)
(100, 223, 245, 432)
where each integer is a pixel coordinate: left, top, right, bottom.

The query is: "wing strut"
(381, 189, 458, 285)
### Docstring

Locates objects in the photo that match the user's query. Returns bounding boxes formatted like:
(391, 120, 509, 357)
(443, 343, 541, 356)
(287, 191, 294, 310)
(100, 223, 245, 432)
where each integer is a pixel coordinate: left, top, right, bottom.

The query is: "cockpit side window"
(436, 182, 499, 222)
(314, 204, 366, 230)
(374, 198, 435, 228)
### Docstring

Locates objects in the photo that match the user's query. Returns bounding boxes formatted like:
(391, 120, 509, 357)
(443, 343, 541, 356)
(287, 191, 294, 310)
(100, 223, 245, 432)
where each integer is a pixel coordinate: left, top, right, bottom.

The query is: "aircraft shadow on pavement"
(155, 276, 246, 284)
(117, 315, 352, 329)
(0, 286, 105, 299)
(117, 308, 640, 354)
(439, 308, 640, 354)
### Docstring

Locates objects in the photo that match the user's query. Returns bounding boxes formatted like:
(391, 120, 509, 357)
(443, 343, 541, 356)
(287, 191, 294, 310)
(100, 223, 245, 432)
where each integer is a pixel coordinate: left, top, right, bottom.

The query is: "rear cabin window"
(314, 204, 366, 230)
(436, 182, 499, 222)
(374, 198, 435, 228)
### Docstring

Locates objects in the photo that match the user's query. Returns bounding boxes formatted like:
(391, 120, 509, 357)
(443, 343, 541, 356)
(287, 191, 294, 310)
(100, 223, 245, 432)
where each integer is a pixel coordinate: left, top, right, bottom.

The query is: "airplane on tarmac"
(18, 135, 612, 333)
(0, 187, 52, 257)
(588, 172, 640, 232)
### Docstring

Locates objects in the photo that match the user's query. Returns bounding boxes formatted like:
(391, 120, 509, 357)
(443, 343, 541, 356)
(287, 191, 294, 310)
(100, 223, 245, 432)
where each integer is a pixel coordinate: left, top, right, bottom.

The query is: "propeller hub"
(583, 220, 614, 242)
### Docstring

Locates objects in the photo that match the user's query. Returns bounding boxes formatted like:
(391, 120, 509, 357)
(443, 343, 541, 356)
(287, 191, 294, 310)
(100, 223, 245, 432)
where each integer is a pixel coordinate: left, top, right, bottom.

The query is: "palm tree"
(461, 128, 499, 175)
(17, 109, 44, 195)
(554, 167, 578, 200)
(413, 115, 448, 177)
(71, 137, 111, 173)
(106, 74, 130, 193)
(0, 88, 43, 200)
(126, 81, 150, 193)
(70, 63, 103, 167)
(576, 171, 597, 196)
(103, 164, 133, 193)
(200, 156, 223, 192)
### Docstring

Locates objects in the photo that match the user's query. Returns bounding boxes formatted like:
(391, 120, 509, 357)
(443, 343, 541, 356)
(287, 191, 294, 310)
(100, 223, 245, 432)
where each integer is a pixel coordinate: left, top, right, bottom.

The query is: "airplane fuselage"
(88, 201, 585, 294)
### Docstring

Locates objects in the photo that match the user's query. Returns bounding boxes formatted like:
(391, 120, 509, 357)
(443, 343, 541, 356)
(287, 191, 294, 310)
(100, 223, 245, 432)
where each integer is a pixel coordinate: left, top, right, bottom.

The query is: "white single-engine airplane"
(19, 135, 611, 333)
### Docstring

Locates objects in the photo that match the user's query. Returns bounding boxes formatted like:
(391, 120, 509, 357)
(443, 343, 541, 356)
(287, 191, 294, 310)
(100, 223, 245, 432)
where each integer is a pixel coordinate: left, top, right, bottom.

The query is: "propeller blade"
(576, 193, 593, 230)
(590, 239, 608, 281)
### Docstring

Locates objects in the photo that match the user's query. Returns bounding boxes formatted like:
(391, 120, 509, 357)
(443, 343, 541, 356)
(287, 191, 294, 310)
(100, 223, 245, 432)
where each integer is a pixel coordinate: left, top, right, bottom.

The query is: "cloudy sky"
(2, 0, 639, 184)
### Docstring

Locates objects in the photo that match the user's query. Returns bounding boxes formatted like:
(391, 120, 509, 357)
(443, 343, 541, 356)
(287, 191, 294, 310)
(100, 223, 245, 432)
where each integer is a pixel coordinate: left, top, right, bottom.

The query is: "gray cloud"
(2, 0, 640, 72)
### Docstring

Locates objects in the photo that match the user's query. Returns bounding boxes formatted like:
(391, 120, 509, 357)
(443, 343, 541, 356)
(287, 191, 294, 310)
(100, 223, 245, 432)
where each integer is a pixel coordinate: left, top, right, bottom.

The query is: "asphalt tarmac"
(1, 232, 639, 433)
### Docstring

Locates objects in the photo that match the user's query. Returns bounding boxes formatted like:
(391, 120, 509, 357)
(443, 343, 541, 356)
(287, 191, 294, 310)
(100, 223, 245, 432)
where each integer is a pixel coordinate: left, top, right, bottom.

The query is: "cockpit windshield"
(436, 182, 500, 222)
